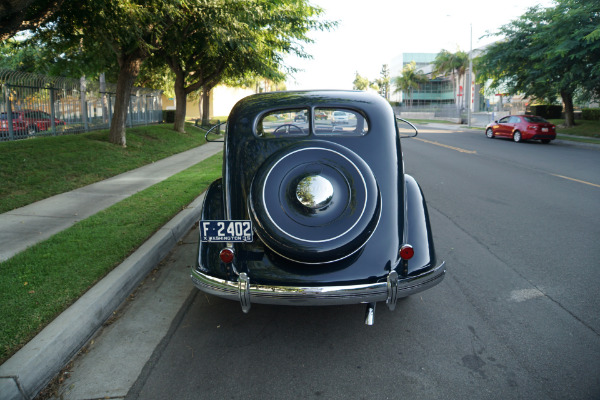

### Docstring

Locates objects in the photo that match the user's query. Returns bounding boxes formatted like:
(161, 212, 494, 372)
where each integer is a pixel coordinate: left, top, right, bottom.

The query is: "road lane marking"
(413, 137, 477, 154)
(509, 288, 545, 302)
(551, 174, 600, 188)
(417, 129, 463, 134)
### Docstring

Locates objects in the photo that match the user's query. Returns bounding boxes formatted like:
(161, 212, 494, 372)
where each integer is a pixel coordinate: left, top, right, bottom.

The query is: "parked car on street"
(0, 112, 29, 138)
(193, 90, 445, 325)
(294, 111, 306, 122)
(485, 115, 556, 143)
(315, 110, 328, 120)
(331, 110, 350, 125)
(16, 109, 66, 133)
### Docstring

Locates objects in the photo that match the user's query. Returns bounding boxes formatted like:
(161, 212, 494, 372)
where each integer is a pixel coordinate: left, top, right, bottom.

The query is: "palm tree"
(433, 49, 469, 108)
(393, 61, 429, 107)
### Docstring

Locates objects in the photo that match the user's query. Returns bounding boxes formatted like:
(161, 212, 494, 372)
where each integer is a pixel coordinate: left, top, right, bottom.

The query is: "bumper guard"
(191, 261, 445, 312)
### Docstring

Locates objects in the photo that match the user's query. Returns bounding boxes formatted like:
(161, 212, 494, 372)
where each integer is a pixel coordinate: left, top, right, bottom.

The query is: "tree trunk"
(173, 69, 187, 133)
(453, 72, 459, 109)
(109, 54, 143, 147)
(201, 88, 212, 126)
(198, 94, 203, 121)
(560, 89, 575, 127)
(99, 73, 109, 124)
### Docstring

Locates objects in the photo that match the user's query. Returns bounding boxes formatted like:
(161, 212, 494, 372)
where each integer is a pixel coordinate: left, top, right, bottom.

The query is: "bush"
(526, 105, 563, 119)
(582, 108, 600, 121)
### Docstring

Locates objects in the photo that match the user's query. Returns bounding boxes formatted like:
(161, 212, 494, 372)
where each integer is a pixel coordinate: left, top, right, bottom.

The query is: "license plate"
(542, 127, 549, 132)
(200, 220, 253, 242)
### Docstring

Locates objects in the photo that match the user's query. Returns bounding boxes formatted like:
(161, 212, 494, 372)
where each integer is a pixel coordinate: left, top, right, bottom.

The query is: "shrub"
(582, 108, 600, 121)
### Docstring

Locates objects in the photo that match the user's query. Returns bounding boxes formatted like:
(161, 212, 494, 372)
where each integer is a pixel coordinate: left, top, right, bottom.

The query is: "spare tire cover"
(249, 141, 381, 263)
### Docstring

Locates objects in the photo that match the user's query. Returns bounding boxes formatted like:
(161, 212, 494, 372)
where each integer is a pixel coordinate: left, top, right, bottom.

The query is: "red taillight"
(399, 244, 414, 260)
(219, 248, 234, 263)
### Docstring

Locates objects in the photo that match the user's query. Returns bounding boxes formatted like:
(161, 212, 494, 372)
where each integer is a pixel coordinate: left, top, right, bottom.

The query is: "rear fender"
(197, 179, 230, 279)
(200, 178, 224, 221)
(404, 174, 437, 275)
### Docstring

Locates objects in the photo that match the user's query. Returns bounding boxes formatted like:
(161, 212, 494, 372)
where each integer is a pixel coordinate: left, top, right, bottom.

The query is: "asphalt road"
(58, 127, 600, 400)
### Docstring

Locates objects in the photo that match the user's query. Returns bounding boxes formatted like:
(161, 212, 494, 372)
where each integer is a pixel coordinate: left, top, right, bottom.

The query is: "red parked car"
(485, 115, 556, 143)
(0, 112, 29, 138)
(16, 109, 66, 133)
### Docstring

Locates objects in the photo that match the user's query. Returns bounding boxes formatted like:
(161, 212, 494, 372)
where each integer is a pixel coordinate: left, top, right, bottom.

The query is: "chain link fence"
(0, 69, 163, 141)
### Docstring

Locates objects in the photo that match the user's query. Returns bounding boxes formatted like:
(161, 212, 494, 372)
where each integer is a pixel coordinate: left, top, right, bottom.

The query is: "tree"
(0, 38, 49, 73)
(378, 64, 391, 100)
(36, 0, 186, 146)
(0, 0, 64, 41)
(433, 49, 468, 108)
(157, 0, 332, 132)
(5, 29, 120, 80)
(370, 64, 391, 98)
(475, 0, 600, 126)
(393, 61, 428, 107)
(353, 72, 369, 91)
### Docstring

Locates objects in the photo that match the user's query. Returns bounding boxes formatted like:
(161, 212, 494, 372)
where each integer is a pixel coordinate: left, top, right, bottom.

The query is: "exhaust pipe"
(364, 303, 376, 325)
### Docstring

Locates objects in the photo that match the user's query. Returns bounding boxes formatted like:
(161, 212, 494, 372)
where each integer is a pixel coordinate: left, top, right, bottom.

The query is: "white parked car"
(332, 110, 349, 125)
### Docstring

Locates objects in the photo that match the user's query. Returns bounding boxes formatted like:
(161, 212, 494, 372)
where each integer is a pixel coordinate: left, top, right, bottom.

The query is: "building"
(390, 53, 456, 107)
(162, 85, 256, 121)
(390, 52, 488, 112)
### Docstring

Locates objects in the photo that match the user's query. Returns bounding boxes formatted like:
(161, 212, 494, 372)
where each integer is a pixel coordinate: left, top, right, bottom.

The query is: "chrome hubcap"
(296, 175, 334, 209)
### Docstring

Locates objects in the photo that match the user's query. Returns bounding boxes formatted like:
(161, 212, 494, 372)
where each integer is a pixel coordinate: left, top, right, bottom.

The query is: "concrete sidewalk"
(0, 142, 222, 400)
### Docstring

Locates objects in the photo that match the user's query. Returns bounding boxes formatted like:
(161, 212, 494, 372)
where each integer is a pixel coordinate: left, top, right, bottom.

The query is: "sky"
(284, 0, 555, 90)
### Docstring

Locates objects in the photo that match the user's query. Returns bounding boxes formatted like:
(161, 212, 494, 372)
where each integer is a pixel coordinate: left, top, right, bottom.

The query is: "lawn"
(548, 119, 600, 138)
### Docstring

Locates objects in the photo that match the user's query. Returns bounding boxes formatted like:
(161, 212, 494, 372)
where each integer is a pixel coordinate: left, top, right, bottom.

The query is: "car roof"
(233, 90, 388, 111)
(229, 90, 392, 128)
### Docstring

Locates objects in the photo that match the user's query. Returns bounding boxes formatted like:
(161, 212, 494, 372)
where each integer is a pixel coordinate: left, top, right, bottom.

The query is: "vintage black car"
(192, 90, 445, 324)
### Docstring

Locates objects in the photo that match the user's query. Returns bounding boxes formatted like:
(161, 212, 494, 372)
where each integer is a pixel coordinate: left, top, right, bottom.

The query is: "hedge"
(526, 105, 563, 119)
(582, 108, 600, 121)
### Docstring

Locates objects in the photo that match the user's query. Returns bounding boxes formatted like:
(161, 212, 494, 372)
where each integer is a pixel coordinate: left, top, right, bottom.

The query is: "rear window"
(256, 107, 369, 137)
(314, 108, 368, 135)
(25, 111, 51, 119)
(257, 108, 309, 138)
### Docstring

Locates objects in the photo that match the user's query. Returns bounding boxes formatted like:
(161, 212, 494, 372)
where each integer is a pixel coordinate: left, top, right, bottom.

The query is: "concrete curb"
(0, 193, 206, 400)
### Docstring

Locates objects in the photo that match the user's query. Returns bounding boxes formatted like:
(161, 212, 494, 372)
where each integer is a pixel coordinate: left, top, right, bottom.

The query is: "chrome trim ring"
(261, 147, 368, 243)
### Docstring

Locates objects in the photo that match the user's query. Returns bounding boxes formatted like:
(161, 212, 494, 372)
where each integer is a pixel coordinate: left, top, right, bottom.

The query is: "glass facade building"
(393, 53, 456, 107)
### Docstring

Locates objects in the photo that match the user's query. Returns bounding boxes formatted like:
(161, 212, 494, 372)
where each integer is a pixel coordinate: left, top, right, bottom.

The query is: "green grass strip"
(556, 134, 600, 144)
(0, 153, 222, 363)
(548, 119, 600, 138)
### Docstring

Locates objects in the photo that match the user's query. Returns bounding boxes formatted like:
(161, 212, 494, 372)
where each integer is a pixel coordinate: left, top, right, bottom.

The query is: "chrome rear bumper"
(191, 261, 445, 312)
